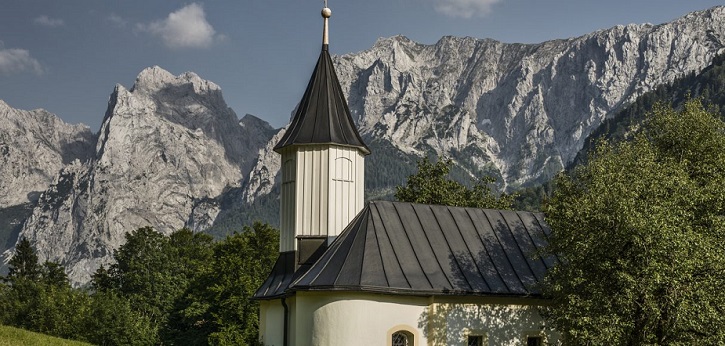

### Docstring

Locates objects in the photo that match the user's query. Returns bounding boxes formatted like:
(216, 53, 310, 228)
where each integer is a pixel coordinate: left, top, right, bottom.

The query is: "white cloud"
(137, 3, 218, 49)
(33, 15, 64, 27)
(0, 44, 44, 75)
(108, 14, 128, 28)
(434, 0, 501, 18)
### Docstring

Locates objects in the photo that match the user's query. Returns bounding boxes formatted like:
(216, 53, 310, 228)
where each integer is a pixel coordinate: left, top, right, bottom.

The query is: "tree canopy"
(542, 99, 725, 345)
(6, 237, 40, 283)
(0, 223, 278, 346)
(395, 157, 513, 209)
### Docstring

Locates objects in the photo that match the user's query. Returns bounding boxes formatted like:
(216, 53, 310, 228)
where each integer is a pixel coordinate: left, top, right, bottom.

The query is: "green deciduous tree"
(0, 237, 94, 342)
(542, 100, 725, 345)
(92, 227, 214, 343)
(395, 157, 513, 209)
(166, 221, 279, 346)
(83, 291, 156, 346)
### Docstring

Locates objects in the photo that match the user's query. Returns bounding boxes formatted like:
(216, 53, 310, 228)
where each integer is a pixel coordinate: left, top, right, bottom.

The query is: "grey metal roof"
(273, 45, 369, 154)
(254, 201, 557, 299)
(253, 251, 311, 299)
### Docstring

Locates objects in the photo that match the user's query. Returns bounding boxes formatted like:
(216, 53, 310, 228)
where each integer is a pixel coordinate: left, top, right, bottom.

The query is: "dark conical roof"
(274, 45, 369, 154)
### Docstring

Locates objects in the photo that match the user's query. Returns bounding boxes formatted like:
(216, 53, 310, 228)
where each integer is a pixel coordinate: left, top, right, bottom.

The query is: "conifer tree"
(6, 236, 40, 282)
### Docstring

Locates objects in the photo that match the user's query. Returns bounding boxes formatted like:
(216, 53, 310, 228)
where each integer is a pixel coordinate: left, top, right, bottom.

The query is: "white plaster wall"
(293, 292, 429, 346)
(259, 300, 285, 346)
(260, 293, 559, 346)
(435, 303, 560, 346)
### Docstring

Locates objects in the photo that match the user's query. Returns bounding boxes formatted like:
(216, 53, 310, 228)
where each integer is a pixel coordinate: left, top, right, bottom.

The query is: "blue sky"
(0, 0, 722, 130)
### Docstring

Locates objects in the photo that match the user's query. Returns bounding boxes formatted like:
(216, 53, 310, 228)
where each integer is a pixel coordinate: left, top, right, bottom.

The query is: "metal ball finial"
(321, 3, 331, 46)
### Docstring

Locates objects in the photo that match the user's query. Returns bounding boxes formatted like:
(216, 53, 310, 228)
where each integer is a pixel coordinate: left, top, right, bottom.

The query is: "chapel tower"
(273, 4, 369, 261)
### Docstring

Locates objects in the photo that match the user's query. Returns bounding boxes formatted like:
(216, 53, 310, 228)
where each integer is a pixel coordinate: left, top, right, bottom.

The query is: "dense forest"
(0, 223, 277, 346)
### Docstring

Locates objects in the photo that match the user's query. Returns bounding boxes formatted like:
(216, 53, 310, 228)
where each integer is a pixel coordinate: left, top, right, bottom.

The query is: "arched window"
(391, 330, 413, 346)
(387, 325, 417, 346)
(333, 157, 353, 182)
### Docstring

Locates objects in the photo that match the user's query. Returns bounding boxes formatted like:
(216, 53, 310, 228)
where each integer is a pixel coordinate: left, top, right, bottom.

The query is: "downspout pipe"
(282, 297, 289, 346)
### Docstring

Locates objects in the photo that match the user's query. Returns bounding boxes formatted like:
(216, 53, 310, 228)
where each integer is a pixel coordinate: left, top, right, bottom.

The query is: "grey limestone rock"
(0, 101, 95, 208)
(11, 67, 272, 284)
(332, 6, 725, 188)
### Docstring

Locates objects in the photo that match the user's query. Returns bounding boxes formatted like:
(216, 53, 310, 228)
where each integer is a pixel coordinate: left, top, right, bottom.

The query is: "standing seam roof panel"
(518, 212, 558, 269)
(391, 203, 438, 290)
(378, 202, 429, 290)
(500, 210, 549, 284)
(370, 203, 410, 289)
(462, 208, 510, 293)
(430, 206, 481, 292)
(360, 212, 388, 287)
(446, 207, 494, 292)
(483, 209, 536, 292)
(471, 209, 526, 293)
(411, 203, 465, 292)
(335, 214, 369, 286)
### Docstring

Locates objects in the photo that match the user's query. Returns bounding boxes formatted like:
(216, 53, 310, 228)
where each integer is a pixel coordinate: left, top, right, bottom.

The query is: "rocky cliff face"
(12, 67, 273, 283)
(244, 7, 725, 202)
(329, 6, 725, 189)
(0, 101, 95, 208)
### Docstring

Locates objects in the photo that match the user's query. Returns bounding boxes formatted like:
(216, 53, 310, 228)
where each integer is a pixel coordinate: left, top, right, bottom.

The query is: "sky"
(0, 0, 723, 131)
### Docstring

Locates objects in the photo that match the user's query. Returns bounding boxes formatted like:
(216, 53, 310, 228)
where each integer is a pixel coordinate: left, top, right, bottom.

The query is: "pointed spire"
(274, 3, 369, 155)
(322, 2, 331, 48)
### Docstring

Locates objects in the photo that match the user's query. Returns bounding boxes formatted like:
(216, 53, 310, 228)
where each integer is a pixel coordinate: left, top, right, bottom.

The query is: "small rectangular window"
(467, 335, 483, 346)
(527, 336, 543, 346)
(297, 237, 327, 266)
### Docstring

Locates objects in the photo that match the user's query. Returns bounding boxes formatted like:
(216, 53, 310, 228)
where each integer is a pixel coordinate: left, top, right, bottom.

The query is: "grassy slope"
(0, 325, 92, 346)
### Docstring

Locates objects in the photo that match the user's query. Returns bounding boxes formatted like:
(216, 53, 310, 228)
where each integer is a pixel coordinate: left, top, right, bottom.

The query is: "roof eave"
(273, 142, 370, 155)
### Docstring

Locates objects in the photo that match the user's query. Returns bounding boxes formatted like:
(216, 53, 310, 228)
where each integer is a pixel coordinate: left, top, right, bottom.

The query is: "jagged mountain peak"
(330, 4, 725, 188)
(130, 65, 221, 96)
(681, 5, 725, 21)
(9, 63, 278, 284)
(373, 34, 414, 46)
(104, 66, 237, 144)
(240, 113, 274, 131)
(0, 102, 95, 208)
(0, 100, 57, 125)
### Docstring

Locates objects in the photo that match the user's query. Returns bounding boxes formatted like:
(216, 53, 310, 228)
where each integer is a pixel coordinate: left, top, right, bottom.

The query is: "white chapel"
(253, 5, 560, 346)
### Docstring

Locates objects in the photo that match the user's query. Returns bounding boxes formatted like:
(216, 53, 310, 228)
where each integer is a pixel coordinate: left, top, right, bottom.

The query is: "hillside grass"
(0, 325, 92, 346)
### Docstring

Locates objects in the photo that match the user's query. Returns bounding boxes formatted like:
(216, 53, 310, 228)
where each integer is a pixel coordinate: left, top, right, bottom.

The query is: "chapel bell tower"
(273, 4, 370, 264)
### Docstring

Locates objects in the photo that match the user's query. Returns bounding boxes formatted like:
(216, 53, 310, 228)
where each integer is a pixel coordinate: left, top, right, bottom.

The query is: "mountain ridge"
(5, 67, 274, 283)
(3, 6, 725, 284)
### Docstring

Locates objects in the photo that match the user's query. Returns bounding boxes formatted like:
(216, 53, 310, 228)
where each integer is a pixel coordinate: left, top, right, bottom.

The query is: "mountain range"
(2, 6, 725, 284)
